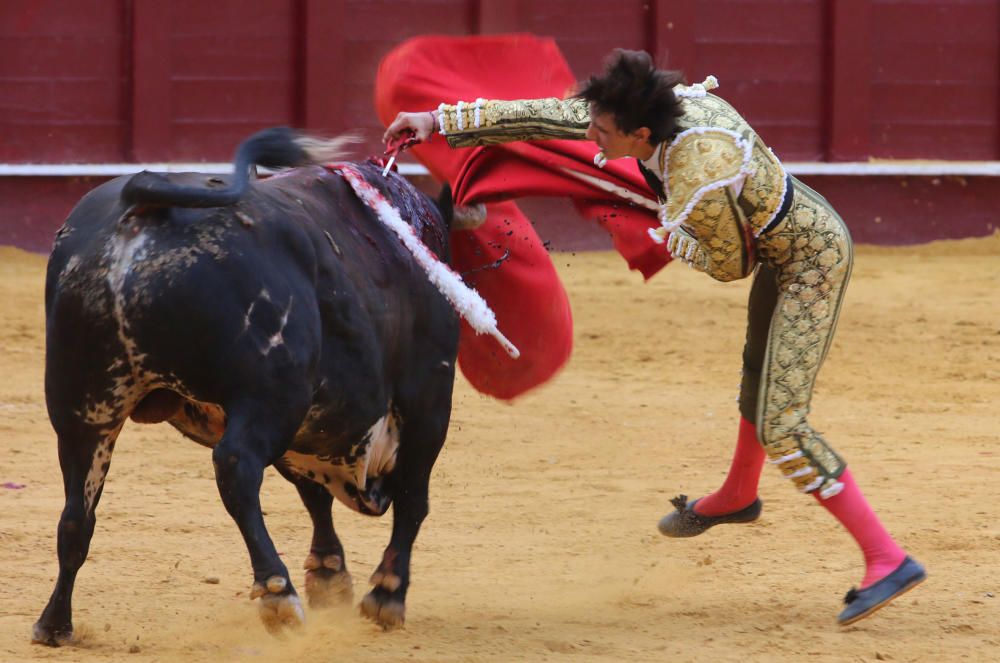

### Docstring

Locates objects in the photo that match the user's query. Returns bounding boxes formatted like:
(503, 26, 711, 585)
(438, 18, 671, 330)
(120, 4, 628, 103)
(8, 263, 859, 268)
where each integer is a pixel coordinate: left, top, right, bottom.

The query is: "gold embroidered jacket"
(437, 81, 788, 282)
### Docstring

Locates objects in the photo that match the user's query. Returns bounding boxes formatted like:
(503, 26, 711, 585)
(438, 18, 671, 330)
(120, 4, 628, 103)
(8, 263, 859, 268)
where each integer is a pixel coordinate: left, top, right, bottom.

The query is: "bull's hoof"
(258, 593, 305, 634)
(31, 620, 73, 647)
(360, 590, 405, 630)
(250, 575, 305, 634)
(303, 553, 354, 608)
(369, 567, 402, 592)
(305, 569, 354, 608)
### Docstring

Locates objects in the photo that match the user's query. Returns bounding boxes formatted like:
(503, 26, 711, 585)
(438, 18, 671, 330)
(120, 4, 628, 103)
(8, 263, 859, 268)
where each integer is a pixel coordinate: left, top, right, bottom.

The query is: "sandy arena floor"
(1, 234, 998, 662)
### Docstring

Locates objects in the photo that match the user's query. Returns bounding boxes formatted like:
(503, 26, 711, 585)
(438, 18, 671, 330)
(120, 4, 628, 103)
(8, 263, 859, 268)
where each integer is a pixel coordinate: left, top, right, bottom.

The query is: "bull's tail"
(121, 128, 360, 209)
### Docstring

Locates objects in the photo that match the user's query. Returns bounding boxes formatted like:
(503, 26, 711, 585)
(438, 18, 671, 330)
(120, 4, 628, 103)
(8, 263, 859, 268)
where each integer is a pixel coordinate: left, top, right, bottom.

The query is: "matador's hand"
(383, 111, 437, 145)
(666, 227, 709, 273)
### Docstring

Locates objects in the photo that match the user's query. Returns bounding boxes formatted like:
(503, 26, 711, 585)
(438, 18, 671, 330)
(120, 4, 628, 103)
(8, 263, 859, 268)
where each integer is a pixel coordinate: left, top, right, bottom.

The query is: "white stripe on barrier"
(1, 161, 999, 178)
(0, 163, 430, 177)
(783, 161, 1000, 176)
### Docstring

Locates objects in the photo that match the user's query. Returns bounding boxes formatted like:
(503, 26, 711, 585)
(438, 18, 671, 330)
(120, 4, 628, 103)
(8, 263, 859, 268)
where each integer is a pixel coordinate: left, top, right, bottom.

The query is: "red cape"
(376, 34, 668, 400)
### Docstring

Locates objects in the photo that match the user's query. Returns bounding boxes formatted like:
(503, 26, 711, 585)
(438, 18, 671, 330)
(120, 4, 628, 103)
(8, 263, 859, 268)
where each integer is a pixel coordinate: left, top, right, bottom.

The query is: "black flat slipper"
(657, 494, 763, 538)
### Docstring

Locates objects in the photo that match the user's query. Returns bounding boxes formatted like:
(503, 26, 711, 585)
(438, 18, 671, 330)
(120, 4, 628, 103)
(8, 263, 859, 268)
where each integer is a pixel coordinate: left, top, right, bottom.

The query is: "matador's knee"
(759, 421, 846, 499)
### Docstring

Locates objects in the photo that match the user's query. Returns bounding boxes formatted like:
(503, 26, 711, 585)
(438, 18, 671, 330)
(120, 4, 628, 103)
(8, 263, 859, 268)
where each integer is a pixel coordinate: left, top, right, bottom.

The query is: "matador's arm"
(661, 188, 755, 283)
(665, 226, 710, 274)
(436, 97, 590, 147)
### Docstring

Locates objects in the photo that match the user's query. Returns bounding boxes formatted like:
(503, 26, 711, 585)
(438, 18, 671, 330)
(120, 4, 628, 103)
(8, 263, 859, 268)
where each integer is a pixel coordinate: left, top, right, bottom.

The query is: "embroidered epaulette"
(673, 75, 719, 99)
(662, 128, 754, 230)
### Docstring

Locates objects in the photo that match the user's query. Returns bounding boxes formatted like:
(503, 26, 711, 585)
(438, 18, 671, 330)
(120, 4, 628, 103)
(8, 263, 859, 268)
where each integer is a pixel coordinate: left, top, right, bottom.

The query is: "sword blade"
(381, 154, 397, 177)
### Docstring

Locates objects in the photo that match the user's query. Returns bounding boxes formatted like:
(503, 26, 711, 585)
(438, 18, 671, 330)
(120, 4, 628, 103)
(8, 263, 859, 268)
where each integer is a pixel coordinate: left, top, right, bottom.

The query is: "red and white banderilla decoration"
(335, 156, 520, 359)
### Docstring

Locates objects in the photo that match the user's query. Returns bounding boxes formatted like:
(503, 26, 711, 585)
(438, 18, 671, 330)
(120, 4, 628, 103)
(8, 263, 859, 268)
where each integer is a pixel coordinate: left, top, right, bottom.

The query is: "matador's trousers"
(739, 177, 852, 499)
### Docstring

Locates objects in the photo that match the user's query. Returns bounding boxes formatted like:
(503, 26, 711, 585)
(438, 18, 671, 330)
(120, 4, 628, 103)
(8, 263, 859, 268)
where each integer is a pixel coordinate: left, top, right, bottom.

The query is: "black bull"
(34, 129, 461, 644)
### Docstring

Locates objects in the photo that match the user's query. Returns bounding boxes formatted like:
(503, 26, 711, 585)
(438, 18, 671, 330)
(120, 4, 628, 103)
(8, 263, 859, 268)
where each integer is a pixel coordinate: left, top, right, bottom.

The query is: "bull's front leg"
(360, 471, 429, 629)
(212, 403, 308, 633)
(273, 464, 353, 608)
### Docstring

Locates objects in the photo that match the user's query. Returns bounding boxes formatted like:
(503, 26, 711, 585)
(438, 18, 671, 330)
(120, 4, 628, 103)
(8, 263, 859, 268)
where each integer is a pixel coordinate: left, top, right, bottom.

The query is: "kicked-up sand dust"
(1, 233, 998, 662)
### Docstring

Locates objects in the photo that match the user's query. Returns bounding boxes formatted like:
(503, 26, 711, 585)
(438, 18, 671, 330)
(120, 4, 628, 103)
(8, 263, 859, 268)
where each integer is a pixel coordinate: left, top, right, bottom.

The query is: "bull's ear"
(435, 185, 454, 228)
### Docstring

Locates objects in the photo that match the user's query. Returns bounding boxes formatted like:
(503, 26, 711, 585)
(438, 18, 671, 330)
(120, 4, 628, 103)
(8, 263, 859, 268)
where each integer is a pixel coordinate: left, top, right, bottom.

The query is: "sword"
(559, 167, 660, 211)
(381, 129, 420, 177)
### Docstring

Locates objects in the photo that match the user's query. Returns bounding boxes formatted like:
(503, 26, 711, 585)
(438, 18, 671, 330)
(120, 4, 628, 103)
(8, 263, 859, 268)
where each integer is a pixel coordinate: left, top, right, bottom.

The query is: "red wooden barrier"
(0, 0, 997, 252)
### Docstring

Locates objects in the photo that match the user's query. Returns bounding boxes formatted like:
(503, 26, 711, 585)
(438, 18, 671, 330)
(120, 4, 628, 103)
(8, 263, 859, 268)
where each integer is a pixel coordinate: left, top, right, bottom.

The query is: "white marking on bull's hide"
(243, 302, 256, 332)
(243, 289, 271, 332)
(54, 223, 74, 243)
(80, 400, 121, 427)
(79, 230, 155, 426)
(107, 231, 148, 303)
(283, 410, 401, 509)
(65, 218, 237, 428)
(59, 255, 82, 279)
(265, 298, 293, 353)
(364, 412, 400, 479)
(242, 289, 293, 355)
(83, 424, 123, 513)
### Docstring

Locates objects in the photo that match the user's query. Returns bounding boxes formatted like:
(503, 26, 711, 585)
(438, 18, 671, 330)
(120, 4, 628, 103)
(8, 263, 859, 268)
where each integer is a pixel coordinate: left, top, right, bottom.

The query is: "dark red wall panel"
(339, 0, 471, 154)
(868, 0, 999, 159)
(0, 176, 109, 252)
(488, 0, 645, 81)
(690, 0, 827, 160)
(2, 0, 998, 164)
(798, 174, 1000, 244)
(164, 0, 298, 160)
(1, 0, 999, 253)
(0, 0, 127, 162)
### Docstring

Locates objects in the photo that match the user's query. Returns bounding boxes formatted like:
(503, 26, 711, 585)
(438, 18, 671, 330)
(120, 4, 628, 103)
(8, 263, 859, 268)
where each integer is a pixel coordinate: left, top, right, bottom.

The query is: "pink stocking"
(694, 417, 766, 516)
(816, 469, 907, 588)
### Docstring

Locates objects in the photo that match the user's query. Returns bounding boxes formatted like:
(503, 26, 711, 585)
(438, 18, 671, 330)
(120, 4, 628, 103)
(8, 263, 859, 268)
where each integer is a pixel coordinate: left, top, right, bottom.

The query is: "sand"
(1, 233, 998, 662)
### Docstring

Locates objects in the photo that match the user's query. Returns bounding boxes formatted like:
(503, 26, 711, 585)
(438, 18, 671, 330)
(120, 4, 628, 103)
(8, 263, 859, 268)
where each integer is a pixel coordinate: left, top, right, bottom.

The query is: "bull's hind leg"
(361, 391, 453, 629)
(33, 419, 126, 646)
(212, 398, 310, 632)
(273, 464, 354, 607)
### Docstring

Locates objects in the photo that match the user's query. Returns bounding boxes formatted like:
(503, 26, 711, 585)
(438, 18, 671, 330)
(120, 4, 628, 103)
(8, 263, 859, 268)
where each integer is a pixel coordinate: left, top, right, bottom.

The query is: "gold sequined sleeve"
(437, 97, 590, 147)
(677, 188, 754, 283)
(666, 227, 711, 273)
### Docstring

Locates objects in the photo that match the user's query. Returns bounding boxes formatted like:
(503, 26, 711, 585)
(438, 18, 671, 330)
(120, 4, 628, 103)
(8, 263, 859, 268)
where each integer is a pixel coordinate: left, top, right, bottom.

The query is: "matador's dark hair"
(576, 49, 685, 144)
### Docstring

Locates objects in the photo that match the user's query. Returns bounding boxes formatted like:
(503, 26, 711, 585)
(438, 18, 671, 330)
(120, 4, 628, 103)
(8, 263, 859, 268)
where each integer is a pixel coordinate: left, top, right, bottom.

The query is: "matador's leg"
(757, 179, 923, 624)
(691, 265, 778, 517)
(657, 264, 778, 535)
(740, 264, 781, 424)
(755, 181, 853, 496)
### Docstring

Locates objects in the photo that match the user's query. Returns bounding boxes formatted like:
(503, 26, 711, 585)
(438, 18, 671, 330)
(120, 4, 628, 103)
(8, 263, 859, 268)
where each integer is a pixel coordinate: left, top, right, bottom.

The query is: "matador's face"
(585, 109, 654, 161)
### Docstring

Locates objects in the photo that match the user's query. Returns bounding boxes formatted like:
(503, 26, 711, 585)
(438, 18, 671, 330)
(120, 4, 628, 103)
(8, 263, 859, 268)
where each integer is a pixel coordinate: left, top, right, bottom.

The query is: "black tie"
(636, 160, 665, 203)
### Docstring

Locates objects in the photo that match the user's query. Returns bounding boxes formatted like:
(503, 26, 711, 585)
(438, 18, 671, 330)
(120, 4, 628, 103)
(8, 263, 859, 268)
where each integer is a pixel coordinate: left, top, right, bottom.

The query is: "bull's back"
(45, 164, 454, 435)
(255, 165, 456, 371)
(46, 172, 325, 419)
